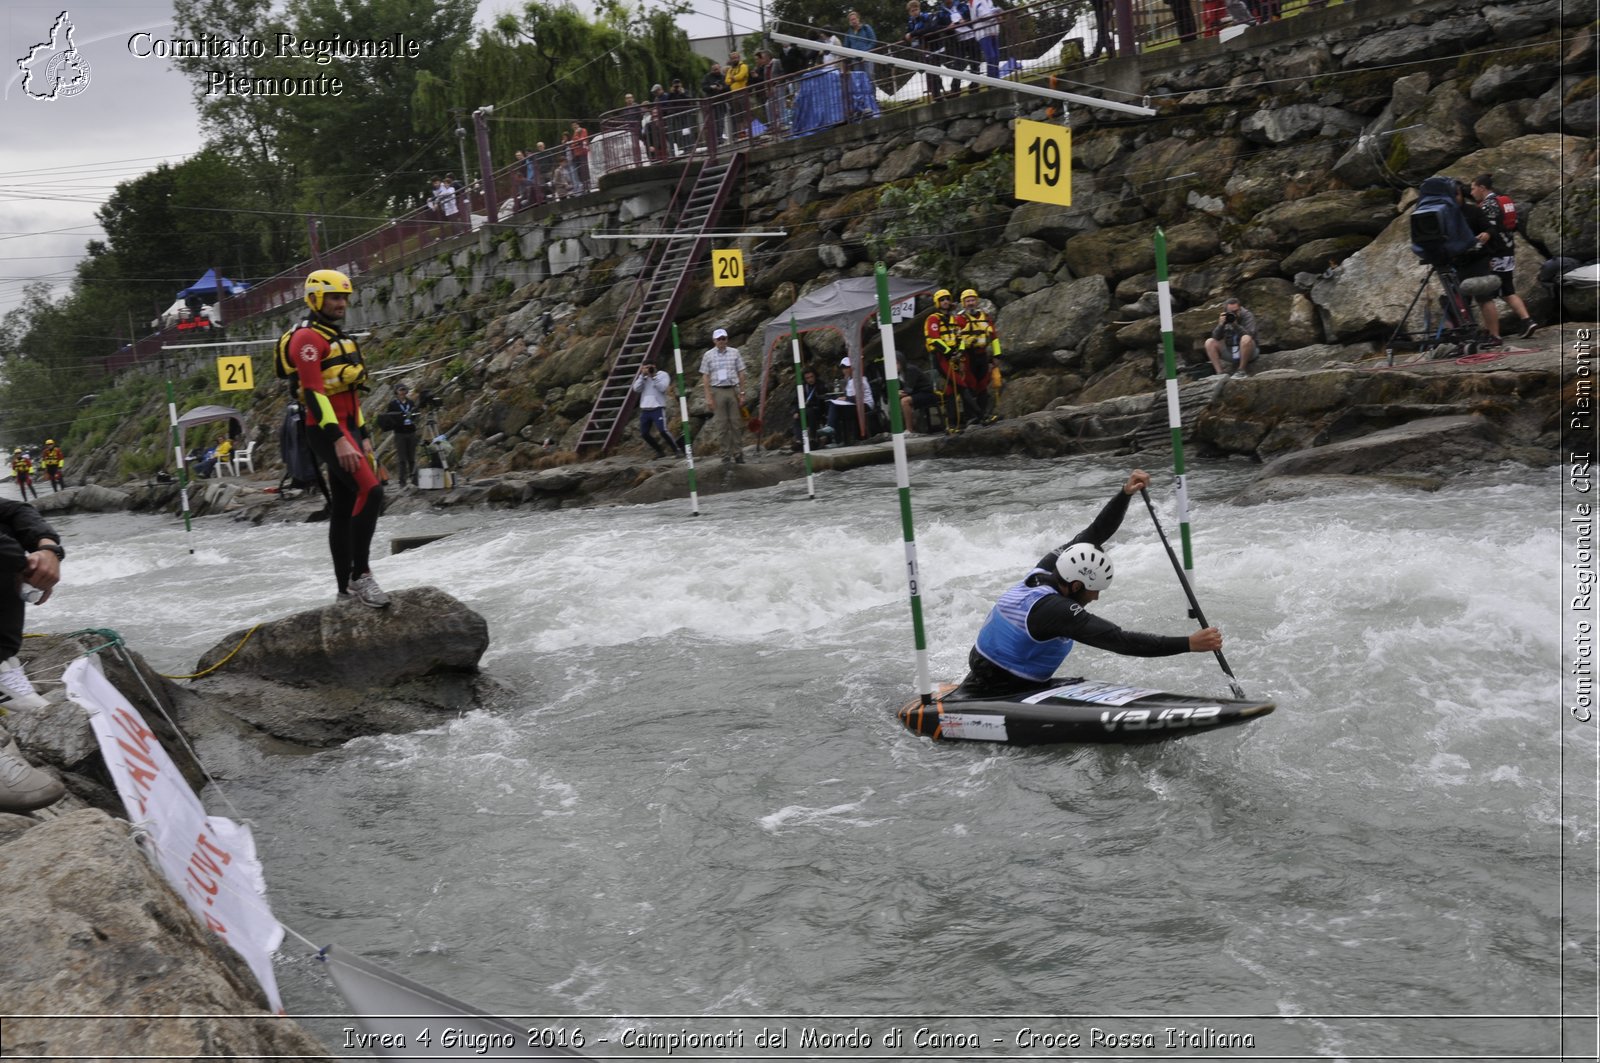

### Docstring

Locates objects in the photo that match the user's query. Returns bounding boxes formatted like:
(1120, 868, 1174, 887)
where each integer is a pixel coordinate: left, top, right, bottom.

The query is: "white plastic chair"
(233, 440, 256, 475)
(214, 452, 234, 477)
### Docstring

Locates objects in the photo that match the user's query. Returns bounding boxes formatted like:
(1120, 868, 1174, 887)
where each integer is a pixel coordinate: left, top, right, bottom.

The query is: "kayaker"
(957, 468, 1223, 699)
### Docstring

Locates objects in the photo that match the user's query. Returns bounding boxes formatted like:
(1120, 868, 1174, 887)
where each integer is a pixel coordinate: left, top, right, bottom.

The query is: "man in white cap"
(826, 355, 876, 444)
(699, 327, 748, 463)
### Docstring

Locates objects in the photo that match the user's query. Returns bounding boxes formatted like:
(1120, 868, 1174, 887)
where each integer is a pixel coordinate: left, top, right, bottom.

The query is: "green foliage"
(170, 0, 476, 243)
(117, 446, 167, 479)
(869, 153, 1016, 272)
(414, 4, 706, 165)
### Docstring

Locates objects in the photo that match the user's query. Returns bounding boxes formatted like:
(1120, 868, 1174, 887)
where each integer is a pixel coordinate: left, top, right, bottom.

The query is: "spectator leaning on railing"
(748, 51, 776, 136)
(969, 0, 1002, 79)
(844, 10, 879, 82)
(904, 0, 952, 101)
(725, 51, 750, 140)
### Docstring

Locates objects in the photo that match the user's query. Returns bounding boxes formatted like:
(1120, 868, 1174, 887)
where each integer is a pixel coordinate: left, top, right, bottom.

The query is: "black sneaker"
(1519, 318, 1539, 339)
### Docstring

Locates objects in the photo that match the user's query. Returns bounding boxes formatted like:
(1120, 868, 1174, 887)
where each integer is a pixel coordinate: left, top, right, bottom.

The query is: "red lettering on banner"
(195, 832, 234, 867)
(109, 708, 162, 814)
(111, 707, 155, 753)
(186, 864, 220, 897)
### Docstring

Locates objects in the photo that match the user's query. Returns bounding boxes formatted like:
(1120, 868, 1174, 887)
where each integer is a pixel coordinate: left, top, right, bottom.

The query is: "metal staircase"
(575, 151, 747, 455)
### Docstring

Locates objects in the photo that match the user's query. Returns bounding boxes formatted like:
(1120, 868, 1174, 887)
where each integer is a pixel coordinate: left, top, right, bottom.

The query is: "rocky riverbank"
(0, 589, 495, 1058)
(33, 323, 1583, 523)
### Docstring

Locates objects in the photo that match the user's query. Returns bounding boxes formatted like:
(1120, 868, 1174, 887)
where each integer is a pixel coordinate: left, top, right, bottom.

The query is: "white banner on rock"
(66, 658, 286, 1013)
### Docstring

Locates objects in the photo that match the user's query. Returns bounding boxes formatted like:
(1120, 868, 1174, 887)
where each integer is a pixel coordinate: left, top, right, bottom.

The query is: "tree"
(413, 2, 707, 167)
(169, 0, 477, 245)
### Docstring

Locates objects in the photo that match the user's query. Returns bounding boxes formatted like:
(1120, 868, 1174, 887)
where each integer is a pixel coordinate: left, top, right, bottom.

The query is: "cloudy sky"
(0, 0, 749, 324)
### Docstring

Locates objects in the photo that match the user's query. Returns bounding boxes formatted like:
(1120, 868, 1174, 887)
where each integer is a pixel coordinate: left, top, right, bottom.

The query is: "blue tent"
(175, 269, 249, 300)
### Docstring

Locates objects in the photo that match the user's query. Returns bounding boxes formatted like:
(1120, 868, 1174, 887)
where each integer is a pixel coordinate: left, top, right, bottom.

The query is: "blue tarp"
(175, 269, 249, 299)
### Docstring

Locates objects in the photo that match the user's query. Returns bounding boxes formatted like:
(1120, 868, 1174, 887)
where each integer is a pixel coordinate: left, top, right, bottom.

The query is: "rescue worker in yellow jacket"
(40, 440, 65, 493)
(955, 288, 1002, 425)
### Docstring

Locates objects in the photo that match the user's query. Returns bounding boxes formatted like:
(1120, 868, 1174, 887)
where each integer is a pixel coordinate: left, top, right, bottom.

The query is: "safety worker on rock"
(955, 288, 1003, 426)
(923, 288, 967, 434)
(955, 469, 1224, 700)
(277, 269, 389, 608)
(39, 441, 64, 493)
(10, 450, 37, 502)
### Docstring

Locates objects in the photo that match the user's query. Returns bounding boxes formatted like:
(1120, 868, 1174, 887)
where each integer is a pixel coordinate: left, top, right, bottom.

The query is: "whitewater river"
(39, 454, 1592, 1059)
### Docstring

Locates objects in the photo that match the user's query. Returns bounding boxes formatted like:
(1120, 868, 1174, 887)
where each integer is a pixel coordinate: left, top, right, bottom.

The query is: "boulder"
(1239, 188, 1396, 251)
(187, 587, 491, 747)
(1224, 141, 1346, 220)
(872, 141, 936, 184)
(996, 276, 1112, 358)
(1470, 62, 1556, 107)
(1062, 217, 1216, 282)
(1281, 235, 1373, 276)
(0, 810, 331, 1059)
(1254, 414, 1510, 478)
(959, 238, 1056, 294)
(1388, 80, 1484, 182)
(1308, 213, 1429, 340)
(1002, 194, 1100, 246)
(1339, 14, 1492, 69)
(1239, 103, 1365, 146)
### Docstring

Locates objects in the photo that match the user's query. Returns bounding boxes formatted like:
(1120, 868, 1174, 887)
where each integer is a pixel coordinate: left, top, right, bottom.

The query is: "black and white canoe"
(898, 679, 1275, 746)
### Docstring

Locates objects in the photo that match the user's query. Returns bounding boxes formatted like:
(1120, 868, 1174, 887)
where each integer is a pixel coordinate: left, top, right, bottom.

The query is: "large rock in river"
(0, 809, 331, 1059)
(187, 586, 491, 747)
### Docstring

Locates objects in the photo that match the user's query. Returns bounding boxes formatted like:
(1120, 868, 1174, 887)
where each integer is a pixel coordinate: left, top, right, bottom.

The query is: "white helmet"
(1056, 543, 1112, 591)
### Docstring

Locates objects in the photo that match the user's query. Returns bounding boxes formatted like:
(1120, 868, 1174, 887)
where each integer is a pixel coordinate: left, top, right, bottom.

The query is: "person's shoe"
(336, 591, 354, 605)
(734, 454, 745, 464)
(348, 573, 391, 609)
(0, 725, 63, 813)
(1520, 318, 1539, 339)
(0, 657, 48, 712)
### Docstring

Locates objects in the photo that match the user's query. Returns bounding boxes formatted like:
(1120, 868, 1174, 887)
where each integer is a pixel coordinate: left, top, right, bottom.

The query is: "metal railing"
(141, 0, 1340, 352)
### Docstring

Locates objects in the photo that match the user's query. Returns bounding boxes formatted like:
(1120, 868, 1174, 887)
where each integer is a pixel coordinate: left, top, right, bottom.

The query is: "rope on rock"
(159, 624, 262, 680)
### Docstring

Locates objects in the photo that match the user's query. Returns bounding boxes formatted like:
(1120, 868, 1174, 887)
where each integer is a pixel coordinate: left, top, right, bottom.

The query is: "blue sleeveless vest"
(973, 580, 1075, 681)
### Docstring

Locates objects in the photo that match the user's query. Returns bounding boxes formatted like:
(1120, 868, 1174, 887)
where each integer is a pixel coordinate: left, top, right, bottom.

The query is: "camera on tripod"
(418, 388, 445, 410)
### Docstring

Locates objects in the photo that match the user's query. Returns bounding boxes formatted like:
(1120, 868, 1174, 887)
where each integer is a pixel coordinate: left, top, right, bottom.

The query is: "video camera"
(418, 388, 445, 410)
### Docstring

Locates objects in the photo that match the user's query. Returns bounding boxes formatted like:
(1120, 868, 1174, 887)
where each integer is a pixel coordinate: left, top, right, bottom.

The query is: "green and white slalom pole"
(670, 323, 700, 517)
(790, 314, 816, 500)
(876, 263, 934, 706)
(165, 380, 196, 554)
(1153, 227, 1194, 572)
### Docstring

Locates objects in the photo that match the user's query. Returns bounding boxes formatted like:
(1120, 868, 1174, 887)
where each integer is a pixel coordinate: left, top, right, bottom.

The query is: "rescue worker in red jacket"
(10, 451, 37, 502)
(954, 288, 1003, 425)
(924, 288, 969, 434)
(280, 269, 389, 608)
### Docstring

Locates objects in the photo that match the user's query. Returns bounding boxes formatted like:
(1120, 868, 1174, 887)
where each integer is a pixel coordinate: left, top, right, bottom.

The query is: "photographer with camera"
(631, 359, 682, 459)
(384, 384, 420, 488)
(1204, 297, 1260, 378)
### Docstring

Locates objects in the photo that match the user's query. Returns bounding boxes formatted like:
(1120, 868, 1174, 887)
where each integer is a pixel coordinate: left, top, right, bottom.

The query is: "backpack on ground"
(1409, 176, 1476, 268)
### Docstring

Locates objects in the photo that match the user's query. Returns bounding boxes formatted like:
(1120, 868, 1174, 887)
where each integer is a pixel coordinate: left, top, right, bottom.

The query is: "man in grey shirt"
(1204, 296, 1259, 377)
(698, 328, 748, 463)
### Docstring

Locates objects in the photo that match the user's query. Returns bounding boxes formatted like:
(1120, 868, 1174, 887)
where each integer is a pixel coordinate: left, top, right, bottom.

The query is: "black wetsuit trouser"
(0, 535, 31, 660)
(955, 646, 1055, 700)
(306, 431, 384, 594)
